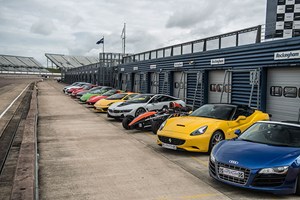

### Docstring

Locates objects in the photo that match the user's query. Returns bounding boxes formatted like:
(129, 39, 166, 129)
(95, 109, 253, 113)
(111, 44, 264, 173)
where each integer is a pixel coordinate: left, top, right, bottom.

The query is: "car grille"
(216, 162, 250, 185)
(158, 136, 185, 145)
(108, 109, 122, 113)
(209, 160, 217, 177)
(251, 174, 286, 187)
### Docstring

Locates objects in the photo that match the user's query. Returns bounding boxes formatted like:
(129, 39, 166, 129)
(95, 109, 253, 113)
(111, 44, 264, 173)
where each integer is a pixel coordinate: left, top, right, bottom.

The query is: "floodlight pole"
(123, 23, 126, 55)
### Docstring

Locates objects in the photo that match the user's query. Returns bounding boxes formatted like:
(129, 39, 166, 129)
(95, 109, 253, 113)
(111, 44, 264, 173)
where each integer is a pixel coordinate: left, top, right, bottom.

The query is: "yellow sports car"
(94, 92, 138, 112)
(157, 104, 270, 153)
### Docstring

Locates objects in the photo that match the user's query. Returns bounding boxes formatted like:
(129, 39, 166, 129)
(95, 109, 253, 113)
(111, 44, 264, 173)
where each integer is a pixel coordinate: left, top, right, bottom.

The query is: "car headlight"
(210, 153, 216, 163)
(259, 166, 289, 175)
(190, 125, 208, 136)
(158, 120, 167, 131)
(122, 109, 132, 113)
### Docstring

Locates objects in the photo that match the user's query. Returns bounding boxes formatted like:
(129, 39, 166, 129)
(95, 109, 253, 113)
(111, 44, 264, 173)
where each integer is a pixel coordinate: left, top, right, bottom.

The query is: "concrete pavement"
(37, 80, 230, 200)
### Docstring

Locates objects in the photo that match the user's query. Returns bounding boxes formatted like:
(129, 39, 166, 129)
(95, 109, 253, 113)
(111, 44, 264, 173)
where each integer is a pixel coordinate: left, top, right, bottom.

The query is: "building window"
(278, 0, 286, 5)
(216, 84, 223, 92)
(277, 14, 285, 21)
(293, 29, 300, 36)
(275, 30, 284, 38)
(285, 5, 295, 13)
(296, 0, 300, 4)
(224, 84, 232, 93)
(294, 13, 300, 21)
(284, 21, 293, 29)
(210, 84, 216, 92)
(270, 86, 282, 97)
(283, 87, 297, 98)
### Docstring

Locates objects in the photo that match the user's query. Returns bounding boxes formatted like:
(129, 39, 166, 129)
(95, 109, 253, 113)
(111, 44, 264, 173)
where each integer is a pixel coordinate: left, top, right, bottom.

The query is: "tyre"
(122, 116, 134, 130)
(135, 108, 146, 117)
(208, 131, 224, 153)
(151, 119, 164, 134)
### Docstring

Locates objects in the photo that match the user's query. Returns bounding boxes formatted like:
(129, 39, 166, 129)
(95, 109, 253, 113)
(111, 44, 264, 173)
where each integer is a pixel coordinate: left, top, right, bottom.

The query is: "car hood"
(163, 116, 222, 133)
(95, 99, 123, 107)
(108, 102, 144, 110)
(89, 95, 107, 102)
(76, 90, 88, 95)
(213, 140, 300, 169)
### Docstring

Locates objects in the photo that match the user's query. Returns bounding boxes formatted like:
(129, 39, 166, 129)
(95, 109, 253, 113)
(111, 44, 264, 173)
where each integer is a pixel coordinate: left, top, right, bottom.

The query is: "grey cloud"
(0, 0, 266, 67)
(30, 18, 56, 36)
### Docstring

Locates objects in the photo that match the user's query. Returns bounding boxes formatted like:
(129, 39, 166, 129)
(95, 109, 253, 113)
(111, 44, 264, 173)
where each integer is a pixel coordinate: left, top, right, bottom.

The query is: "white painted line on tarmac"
(0, 84, 30, 119)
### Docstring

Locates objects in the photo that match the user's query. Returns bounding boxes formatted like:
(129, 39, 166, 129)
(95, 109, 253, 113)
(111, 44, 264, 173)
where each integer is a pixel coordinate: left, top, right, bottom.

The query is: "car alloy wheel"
(135, 108, 146, 117)
(209, 131, 224, 152)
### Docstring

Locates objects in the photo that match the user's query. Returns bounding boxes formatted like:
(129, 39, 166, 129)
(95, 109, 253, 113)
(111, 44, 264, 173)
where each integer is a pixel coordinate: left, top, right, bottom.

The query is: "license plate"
(219, 167, 244, 179)
(162, 143, 177, 150)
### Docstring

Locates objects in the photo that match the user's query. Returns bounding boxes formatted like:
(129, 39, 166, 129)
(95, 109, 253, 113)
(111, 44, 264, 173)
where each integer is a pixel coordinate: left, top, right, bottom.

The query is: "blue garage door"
(186, 71, 206, 110)
(231, 70, 261, 109)
(159, 72, 170, 95)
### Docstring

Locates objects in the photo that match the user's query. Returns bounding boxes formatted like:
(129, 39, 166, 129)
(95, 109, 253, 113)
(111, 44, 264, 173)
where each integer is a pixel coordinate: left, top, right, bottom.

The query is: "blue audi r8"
(209, 121, 300, 195)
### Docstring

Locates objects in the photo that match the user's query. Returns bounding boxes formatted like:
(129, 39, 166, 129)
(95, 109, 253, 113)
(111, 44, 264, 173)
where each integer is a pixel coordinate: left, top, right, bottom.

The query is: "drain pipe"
(298, 108, 300, 123)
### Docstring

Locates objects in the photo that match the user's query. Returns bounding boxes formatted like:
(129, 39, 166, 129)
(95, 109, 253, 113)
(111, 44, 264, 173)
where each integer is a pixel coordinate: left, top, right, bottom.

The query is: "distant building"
(265, 0, 300, 39)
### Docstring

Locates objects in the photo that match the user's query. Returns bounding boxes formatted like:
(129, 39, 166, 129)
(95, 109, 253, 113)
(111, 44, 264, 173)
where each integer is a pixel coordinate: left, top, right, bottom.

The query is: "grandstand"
(45, 53, 99, 69)
(0, 54, 49, 74)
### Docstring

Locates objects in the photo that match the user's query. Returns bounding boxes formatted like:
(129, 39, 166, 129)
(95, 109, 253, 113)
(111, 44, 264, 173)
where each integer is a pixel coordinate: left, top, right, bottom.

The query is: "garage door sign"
(274, 50, 300, 60)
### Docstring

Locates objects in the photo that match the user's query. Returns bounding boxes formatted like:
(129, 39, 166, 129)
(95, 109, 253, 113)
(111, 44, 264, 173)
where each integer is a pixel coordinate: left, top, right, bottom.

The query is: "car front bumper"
(209, 160, 298, 195)
(157, 130, 211, 152)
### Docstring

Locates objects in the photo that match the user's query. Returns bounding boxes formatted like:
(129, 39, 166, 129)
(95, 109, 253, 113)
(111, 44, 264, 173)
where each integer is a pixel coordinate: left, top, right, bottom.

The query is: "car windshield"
(107, 93, 127, 100)
(239, 122, 300, 147)
(90, 88, 109, 94)
(126, 94, 153, 103)
(82, 85, 91, 89)
(89, 87, 102, 92)
(190, 104, 236, 120)
(102, 90, 117, 96)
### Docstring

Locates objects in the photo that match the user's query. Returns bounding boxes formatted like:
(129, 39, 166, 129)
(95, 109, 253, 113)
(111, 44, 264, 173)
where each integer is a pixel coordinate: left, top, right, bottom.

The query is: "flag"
(96, 37, 104, 44)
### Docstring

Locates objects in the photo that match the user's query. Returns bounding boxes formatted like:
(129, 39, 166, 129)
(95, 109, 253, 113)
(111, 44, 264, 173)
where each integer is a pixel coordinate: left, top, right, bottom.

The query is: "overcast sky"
(0, 0, 267, 67)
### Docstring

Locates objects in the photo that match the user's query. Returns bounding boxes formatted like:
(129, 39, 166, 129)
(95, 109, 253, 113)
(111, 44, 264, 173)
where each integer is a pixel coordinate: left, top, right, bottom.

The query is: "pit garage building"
(113, 26, 300, 122)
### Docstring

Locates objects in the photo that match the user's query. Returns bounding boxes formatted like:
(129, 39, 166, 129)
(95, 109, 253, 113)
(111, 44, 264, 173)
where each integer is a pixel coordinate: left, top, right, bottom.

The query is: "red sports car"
(68, 84, 96, 95)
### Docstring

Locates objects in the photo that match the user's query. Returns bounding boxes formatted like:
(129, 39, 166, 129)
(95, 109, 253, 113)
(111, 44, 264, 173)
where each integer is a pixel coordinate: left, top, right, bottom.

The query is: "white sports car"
(107, 94, 186, 119)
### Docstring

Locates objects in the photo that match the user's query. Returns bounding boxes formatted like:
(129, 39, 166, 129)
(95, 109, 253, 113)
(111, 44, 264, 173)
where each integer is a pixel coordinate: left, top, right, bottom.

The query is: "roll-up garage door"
(266, 67, 300, 121)
(150, 72, 159, 94)
(121, 73, 127, 91)
(173, 71, 186, 100)
(133, 73, 140, 92)
(208, 70, 231, 103)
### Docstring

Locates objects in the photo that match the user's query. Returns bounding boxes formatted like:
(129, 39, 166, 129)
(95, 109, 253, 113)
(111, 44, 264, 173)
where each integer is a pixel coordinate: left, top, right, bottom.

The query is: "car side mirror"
(236, 115, 246, 122)
(234, 129, 242, 136)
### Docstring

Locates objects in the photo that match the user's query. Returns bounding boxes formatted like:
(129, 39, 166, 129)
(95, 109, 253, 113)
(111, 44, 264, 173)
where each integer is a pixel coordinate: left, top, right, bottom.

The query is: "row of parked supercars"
(63, 81, 300, 196)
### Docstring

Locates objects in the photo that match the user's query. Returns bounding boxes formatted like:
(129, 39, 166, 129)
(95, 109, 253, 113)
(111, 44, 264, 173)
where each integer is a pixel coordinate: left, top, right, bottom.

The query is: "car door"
(145, 95, 163, 111)
(226, 107, 255, 136)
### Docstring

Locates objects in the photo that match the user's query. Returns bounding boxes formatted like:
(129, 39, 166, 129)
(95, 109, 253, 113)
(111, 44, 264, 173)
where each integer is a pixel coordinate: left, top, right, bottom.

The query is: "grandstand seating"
(0, 54, 50, 74)
(45, 53, 99, 69)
